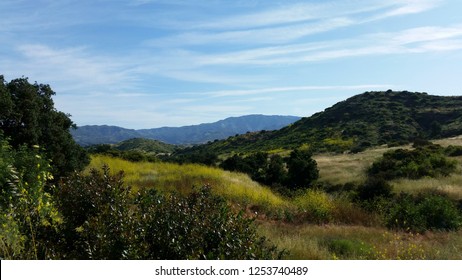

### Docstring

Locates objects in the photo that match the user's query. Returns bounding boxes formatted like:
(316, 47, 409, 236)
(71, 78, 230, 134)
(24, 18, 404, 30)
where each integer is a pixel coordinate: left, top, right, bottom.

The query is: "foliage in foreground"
(0, 138, 62, 259)
(1, 133, 282, 259)
(54, 166, 283, 260)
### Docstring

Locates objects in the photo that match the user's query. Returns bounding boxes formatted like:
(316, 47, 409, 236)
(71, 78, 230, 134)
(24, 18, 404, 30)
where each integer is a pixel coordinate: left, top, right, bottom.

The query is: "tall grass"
(88, 155, 291, 214)
(392, 175, 462, 200)
(313, 147, 395, 185)
(258, 222, 462, 260)
(315, 143, 462, 200)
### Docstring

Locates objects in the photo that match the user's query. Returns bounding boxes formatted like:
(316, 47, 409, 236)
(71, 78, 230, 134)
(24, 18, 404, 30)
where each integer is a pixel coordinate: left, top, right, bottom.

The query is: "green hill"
(178, 91, 462, 155)
(113, 138, 176, 154)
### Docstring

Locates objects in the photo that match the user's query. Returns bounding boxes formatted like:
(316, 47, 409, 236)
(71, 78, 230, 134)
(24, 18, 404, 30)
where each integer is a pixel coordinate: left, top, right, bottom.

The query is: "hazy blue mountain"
(71, 115, 301, 146)
(71, 125, 141, 146)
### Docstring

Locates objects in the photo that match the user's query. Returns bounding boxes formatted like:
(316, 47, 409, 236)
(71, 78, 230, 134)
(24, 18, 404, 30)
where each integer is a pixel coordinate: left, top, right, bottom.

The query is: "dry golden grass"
(392, 175, 462, 200)
(314, 146, 404, 185)
(258, 222, 462, 260)
(433, 135, 462, 146)
(315, 141, 462, 200)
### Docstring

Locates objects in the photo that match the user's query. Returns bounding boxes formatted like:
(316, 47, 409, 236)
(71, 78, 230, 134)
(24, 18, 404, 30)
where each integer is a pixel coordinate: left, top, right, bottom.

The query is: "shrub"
(368, 147, 457, 180)
(294, 189, 334, 223)
(134, 186, 284, 259)
(0, 139, 62, 259)
(355, 177, 393, 201)
(444, 145, 462, 157)
(55, 166, 135, 259)
(418, 195, 462, 231)
(385, 193, 462, 232)
(55, 167, 283, 259)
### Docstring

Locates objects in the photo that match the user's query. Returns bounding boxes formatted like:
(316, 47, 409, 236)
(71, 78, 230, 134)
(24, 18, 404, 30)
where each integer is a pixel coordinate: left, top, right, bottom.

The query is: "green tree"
(263, 154, 287, 187)
(0, 75, 88, 178)
(285, 149, 319, 190)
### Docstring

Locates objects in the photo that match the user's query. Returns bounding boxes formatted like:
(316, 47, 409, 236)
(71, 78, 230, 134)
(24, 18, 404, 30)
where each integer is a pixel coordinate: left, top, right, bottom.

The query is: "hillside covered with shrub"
(177, 91, 462, 156)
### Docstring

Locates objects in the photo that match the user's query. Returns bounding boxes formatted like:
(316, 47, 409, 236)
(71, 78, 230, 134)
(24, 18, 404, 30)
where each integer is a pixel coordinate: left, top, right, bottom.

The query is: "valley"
(2, 81, 462, 260)
(86, 136, 462, 259)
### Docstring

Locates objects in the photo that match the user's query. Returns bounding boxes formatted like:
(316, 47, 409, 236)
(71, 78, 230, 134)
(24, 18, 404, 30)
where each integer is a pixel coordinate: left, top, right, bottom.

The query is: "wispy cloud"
(12, 44, 137, 92)
(148, 17, 354, 46)
(180, 24, 462, 66)
(382, 0, 442, 17)
(148, 0, 442, 47)
(193, 85, 396, 98)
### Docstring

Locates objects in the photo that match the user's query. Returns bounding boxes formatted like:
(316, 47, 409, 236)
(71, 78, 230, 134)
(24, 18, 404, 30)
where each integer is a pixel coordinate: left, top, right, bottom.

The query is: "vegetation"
(219, 149, 318, 192)
(384, 193, 462, 233)
(0, 76, 283, 259)
(175, 91, 462, 155)
(2, 77, 462, 260)
(86, 138, 177, 163)
(0, 75, 88, 179)
(87, 155, 290, 213)
(0, 137, 62, 259)
(55, 167, 283, 259)
(368, 144, 457, 180)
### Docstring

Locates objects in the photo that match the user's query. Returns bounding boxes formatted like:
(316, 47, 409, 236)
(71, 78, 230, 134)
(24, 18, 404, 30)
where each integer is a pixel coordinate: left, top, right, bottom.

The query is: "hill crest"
(178, 91, 462, 155)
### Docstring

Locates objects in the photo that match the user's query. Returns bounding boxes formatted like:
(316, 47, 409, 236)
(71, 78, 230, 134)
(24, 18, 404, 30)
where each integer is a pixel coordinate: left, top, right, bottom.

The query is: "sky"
(1, 0, 462, 129)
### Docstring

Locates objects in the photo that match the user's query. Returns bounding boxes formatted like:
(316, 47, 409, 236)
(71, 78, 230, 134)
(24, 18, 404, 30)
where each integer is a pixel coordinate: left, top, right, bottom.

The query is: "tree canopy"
(0, 75, 88, 178)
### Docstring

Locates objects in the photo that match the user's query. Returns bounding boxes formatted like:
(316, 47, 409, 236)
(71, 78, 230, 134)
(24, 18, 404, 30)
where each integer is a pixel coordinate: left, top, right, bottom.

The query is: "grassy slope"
(175, 91, 462, 156)
(88, 137, 462, 259)
(315, 136, 462, 200)
(113, 138, 176, 154)
(88, 155, 290, 213)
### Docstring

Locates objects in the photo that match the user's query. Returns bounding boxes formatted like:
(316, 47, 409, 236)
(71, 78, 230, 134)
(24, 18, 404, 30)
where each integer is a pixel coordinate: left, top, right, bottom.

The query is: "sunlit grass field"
(87, 136, 462, 260)
(88, 155, 291, 214)
(315, 138, 462, 199)
(258, 223, 462, 260)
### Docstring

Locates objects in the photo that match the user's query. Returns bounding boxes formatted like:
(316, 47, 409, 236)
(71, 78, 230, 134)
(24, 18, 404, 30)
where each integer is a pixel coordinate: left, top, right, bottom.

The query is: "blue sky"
(1, 0, 462, 129)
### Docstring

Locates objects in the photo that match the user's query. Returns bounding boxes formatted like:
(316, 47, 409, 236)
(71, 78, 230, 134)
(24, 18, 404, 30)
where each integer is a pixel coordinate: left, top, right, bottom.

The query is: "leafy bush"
(220, 149, 318, 192)
(355, 177, 393, 201)
(134, 186, 283, 259)
(444, 145, 462, 157)
(55, 166, 134, 259)
(385, 193, 462, 232)
(368, 147, 457, 180)
(294, 189, 334, 223)
(0, 138, 62, 259)
(55, 167, 283, 260)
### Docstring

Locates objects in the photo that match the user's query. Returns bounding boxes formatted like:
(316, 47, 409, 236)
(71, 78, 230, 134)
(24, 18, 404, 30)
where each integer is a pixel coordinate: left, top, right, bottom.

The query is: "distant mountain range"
(71, 114, 301, 146)
(176, 91, 462, 155)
